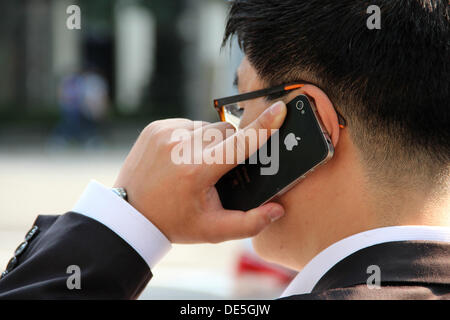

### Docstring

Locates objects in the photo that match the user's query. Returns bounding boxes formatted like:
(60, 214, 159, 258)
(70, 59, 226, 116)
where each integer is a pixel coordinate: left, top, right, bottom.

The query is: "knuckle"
(164, 137, 181, 155)
(254, 115, 265, 129)
(219, 121, 234, 132)
(140, 124, 152, 138)
(151, 127, 173, 144)
(142, 121, 162, 137)
(179, 163, 201, 178)
(246, 223, 262, 237)
(247, 215, 268, 236)
(157, 126, 172, 137)
(149, 119, 163, 129)
(234, 132, 248, 158)
(258, 107, 277, 129)
(255, 112, 269, 129)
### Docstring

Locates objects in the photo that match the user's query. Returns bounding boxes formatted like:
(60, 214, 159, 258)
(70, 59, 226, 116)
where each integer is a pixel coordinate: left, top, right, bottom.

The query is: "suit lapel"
(311, 241, 450, 293)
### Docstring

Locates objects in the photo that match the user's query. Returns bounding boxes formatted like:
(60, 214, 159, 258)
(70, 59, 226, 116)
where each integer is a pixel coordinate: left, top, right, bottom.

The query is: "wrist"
(112, 182, 172, 242)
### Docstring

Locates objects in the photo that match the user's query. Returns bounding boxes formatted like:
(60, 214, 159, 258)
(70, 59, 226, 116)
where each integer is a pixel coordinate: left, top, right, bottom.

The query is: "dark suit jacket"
(0, 212, 449, 299)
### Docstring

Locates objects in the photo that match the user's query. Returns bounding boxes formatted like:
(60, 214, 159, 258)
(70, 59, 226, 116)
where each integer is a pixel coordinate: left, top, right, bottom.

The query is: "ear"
(290, 85, 341, 147)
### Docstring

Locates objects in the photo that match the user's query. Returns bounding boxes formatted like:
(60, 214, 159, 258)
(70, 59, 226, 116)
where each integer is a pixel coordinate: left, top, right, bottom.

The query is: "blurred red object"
(236, 252, 296, 284)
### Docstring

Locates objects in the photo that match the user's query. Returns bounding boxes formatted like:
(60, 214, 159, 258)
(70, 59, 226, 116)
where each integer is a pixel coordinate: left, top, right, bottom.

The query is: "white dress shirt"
(72, 180, 171, 269)
(72, 180, 450, 296)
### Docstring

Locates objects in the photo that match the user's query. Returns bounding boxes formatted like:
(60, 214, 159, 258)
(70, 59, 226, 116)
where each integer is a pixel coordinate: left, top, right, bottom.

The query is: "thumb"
(207, 202, 285, 243)
(208, 100, 287, 182)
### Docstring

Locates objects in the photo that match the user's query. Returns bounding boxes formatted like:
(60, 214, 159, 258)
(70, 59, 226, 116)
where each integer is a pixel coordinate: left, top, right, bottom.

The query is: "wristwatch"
(111, 187, 128, 202)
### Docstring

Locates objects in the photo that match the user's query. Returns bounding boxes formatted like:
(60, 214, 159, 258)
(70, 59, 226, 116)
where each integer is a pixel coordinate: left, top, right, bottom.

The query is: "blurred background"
(0, 0, 295, 299)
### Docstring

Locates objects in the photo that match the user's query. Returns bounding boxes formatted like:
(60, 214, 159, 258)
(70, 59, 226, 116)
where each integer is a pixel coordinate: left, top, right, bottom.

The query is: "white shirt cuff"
(72, 180, 172, 270)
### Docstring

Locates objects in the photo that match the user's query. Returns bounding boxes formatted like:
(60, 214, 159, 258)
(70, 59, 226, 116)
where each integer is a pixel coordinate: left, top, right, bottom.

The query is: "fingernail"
(268, 206, 284, 222)
(269, 101, 284, 116)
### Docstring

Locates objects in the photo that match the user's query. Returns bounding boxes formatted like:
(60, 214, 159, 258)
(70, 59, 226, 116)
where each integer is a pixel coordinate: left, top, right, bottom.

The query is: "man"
(0, 0, 449, 299)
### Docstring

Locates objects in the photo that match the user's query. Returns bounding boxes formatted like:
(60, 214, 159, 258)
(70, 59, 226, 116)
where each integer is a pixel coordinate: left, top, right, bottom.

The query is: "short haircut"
(223, 0, 449, 189)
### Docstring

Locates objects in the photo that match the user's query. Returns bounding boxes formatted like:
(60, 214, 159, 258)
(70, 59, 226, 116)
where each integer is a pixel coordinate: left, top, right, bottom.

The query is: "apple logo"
(284, 133, 301, 151)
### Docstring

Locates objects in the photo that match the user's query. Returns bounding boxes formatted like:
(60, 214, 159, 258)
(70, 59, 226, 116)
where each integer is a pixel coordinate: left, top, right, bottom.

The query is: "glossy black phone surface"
(216, 95, 333, 211)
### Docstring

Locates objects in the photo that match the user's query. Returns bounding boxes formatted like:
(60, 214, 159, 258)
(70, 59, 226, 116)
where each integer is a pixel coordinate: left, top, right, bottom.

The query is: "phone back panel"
(216, 95, 334, 211)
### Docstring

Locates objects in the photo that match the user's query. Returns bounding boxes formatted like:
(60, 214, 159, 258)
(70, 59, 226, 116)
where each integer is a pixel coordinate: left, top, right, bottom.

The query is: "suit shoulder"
(280, 284, 450, 300)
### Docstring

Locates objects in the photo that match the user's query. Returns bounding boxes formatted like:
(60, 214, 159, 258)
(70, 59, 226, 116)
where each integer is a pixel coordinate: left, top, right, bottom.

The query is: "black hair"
(223, 0, 450, 187)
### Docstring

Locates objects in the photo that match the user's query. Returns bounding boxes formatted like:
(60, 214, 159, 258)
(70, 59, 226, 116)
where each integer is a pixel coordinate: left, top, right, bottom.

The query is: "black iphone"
(215, 94, 334, 211)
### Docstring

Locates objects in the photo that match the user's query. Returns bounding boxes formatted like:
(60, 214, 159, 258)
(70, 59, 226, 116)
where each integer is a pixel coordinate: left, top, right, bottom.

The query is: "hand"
(114, 101, 287, 244)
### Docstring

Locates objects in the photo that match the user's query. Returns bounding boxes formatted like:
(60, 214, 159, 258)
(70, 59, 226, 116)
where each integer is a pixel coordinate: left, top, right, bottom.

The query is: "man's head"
(223, 0, 450, 269)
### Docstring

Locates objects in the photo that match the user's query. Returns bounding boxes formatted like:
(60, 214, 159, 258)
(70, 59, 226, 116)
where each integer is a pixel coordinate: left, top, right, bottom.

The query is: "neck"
(368, 177, 450, 227)
(286, 136, 449, 271)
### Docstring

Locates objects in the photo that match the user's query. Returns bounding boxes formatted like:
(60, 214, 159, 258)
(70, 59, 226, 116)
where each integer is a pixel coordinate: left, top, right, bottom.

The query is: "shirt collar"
(280, 225, 450, 297)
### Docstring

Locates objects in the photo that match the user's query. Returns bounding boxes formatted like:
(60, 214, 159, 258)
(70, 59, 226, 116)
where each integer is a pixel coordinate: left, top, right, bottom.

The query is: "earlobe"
(300, 85, 340, 147)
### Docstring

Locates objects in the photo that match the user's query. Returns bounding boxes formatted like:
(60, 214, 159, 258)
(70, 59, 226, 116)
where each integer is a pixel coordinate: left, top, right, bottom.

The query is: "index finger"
(207, 101, 287, 182)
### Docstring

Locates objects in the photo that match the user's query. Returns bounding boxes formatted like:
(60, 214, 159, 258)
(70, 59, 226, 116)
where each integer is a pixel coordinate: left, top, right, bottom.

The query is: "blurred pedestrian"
(50, 67, 108, 147)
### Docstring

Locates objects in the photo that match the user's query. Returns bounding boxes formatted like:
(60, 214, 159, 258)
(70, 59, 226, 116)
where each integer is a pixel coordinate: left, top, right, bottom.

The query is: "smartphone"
(215, 94, 334, 211)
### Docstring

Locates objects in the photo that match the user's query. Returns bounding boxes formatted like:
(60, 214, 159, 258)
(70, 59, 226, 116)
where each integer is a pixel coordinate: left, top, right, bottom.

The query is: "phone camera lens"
(296, 101, 304, 111)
